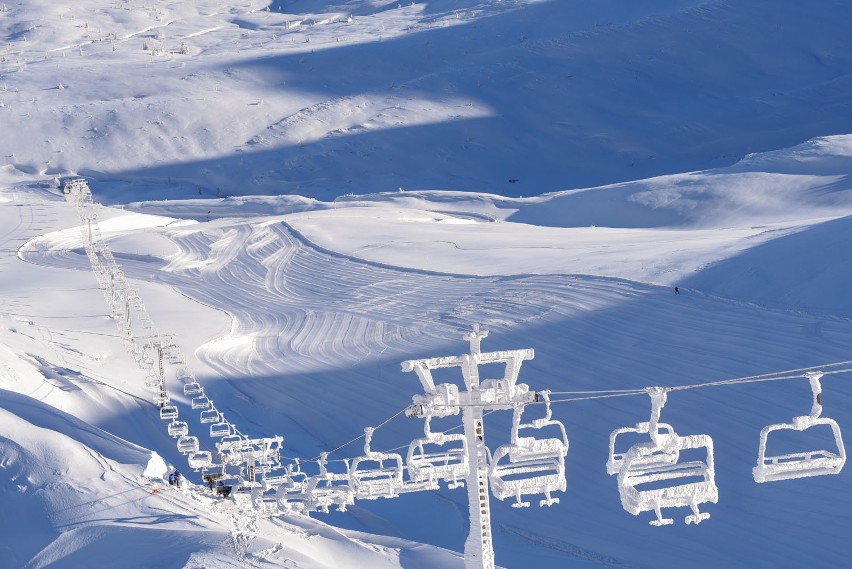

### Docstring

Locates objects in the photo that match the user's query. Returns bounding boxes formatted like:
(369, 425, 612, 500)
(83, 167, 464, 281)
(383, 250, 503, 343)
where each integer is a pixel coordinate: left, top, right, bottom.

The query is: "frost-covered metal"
(351, 427, 404, 500)
(754, 372, 846, 483)
(168, 420, 189, 438)
(609, 387, 717, 526)
(489, 391, 568, 508)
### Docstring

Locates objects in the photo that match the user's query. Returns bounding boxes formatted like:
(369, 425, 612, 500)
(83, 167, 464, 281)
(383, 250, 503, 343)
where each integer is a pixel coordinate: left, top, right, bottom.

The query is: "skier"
(173, 469, 182, 488)
(675, 287, 680, 295)
(168, 471, 175, 486)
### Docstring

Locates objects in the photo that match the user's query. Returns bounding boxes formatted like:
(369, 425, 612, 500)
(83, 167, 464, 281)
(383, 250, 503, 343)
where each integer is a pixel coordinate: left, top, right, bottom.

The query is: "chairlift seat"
(153, 392, 170, 405)
(159, 405, 178, 420)
(407, 433, 469, 488)
(200, 409, 220, 424)
(607, 422, 679, 476)
(177, 435, 200, 454)
(168, 420, 189, 438)
(618, 434, 717, 526)
(351, 455, 404, 500)
(188, 451, 214, 470)
(191, 396, 211, 410)
(210, 422, 232, 438)
(754, 416, 846, 483)
(183, 381, 203, 396)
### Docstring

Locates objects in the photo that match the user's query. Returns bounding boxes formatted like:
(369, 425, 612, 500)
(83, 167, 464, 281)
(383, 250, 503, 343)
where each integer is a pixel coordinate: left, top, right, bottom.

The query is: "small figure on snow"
(173, 469, 182, 488)
(674, 287, 680, 295)
(168, 471, 175, 486)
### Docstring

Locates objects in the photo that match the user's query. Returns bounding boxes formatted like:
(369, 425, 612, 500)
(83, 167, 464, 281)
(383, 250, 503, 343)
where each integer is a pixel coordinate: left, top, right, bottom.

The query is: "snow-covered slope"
(4, 1, 852, 568)
(2, 0, 851, 198)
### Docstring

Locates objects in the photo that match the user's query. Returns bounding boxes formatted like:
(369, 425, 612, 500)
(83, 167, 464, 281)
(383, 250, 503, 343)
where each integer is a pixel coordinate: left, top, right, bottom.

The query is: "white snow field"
(3, 1, 852, 568)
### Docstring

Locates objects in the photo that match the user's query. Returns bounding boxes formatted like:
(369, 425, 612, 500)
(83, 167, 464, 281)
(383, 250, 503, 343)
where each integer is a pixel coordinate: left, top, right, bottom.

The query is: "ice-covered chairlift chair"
(607, 421, 680, 476)
(159, 405, 178, 420)
(614, 387, 718, 526)
(307, 453, 354, 513)
(200, 408, 220, 424)
(407, 413, 469, 490)
(489, 391, 568, 507)
(168, 420, 189, 438)
(210, 421, 232, 438)
(144, 374, 161, 389)
(177, 435, 200, 454)
(351, 427, 404, 500)
(153, 391, 170, 406)
(188, 451, 214, 470)
(754, 372, 846, 483)
(191, 395, 211, 410)
(276, 460, 311, 513)
(183, 381, 203, 396)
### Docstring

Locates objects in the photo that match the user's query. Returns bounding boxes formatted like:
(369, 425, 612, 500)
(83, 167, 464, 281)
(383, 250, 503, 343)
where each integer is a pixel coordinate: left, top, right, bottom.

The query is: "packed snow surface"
(3, 0, 852, 568)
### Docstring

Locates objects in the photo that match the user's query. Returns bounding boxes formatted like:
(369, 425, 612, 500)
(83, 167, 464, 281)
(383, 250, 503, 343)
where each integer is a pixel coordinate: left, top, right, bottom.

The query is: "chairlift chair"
(754, 372, 846, 483)
(153, 391, 170, 406)
(183, 381, 203, 396)
(607, 423, 680, 476)
(307, 454, 354, 513)
(210, 421, 232, 438)
(275, 461, 311, 512)
(177, 435, 200, 454)
(188, 451, 214, 470)
(191, 396, 211, 410)
(612, 388, 717, 526)
(406, 415, 469, 489)
(159, 405, 178, 420)
(489, 391, 569, 507)
(168, 420, 189, 438)
(144, 374, 161, 389)
(200, 408, 220, 424)
(351, 427, 404, 500)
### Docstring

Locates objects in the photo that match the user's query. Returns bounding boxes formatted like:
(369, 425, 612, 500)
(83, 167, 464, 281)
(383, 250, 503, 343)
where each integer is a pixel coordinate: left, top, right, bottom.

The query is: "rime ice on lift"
(607, 410, 680, 476)
(401, 325, 538, 569)
(200, 407, 221, 424)
(188, 451, 214, 470)
(351, 427, 404, 500)
(407, 405, 469, 489)
(191, 395, 212, 410)
(210, 420, 232, 438)
(159, 404, 178, 420)
(168, 420, 189, 438)
(754, 372, 846, 483)
(489, 391, 568, 508)
(611, 387, 717, 526)
(183, 381, 203, 396)
(177, 435, 200, 454)
(307, 452, 355, 513)
(276, 460, 311, 513)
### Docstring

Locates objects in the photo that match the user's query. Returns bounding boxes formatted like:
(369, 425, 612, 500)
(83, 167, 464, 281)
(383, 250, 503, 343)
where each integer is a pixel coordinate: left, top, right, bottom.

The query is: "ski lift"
(351, 427, 404, 500)
(153, 391, 170, 406)
(200, 408, 220, 424)
(210, 421, 233, 438)
(276, 461, 310, 512)
(159, 405, 178, 420)
(168, 420, 189, 438)
(191, 396, 211, 410)
(607, 421, 680, 476)
(183, 381, 203, 396)
(754, 372, 846, 483)
(144, 374, 161, 389)
(188, 451, 214, 470)
(177, 435, 200, 454)
(614, 388, 717, 526)
(407, 414, 469, 489)
(307, 453, 354, 513)
(489, 391, 568, 507)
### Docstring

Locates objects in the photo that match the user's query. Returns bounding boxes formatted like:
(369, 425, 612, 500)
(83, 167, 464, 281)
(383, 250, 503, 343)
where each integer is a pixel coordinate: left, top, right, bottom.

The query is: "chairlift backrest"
(191, 396, 211, 410)
(159, 405, 178, 420)
(406, 416, 469, 489)
(200, 408, 220, 423)
(210, 422, 232, 438)
(351, 427, 404, 499)
(612, 388, 717, 526)
(168, 420, 189, 438)
(754, 372, 846, 483)
(183, 381, 203, 396)
(489, 393, 568, 507)
(177, 435, 200, 454)
(188, 451, 213, 470)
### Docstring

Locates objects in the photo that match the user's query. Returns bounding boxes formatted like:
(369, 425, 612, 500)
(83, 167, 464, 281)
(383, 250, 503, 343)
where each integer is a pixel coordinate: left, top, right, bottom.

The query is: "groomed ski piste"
(3, 1, 852, 568)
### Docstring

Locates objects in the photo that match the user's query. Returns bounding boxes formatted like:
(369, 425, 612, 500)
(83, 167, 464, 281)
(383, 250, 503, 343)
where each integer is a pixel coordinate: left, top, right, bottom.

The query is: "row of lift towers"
(63, 177, 847, 569)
